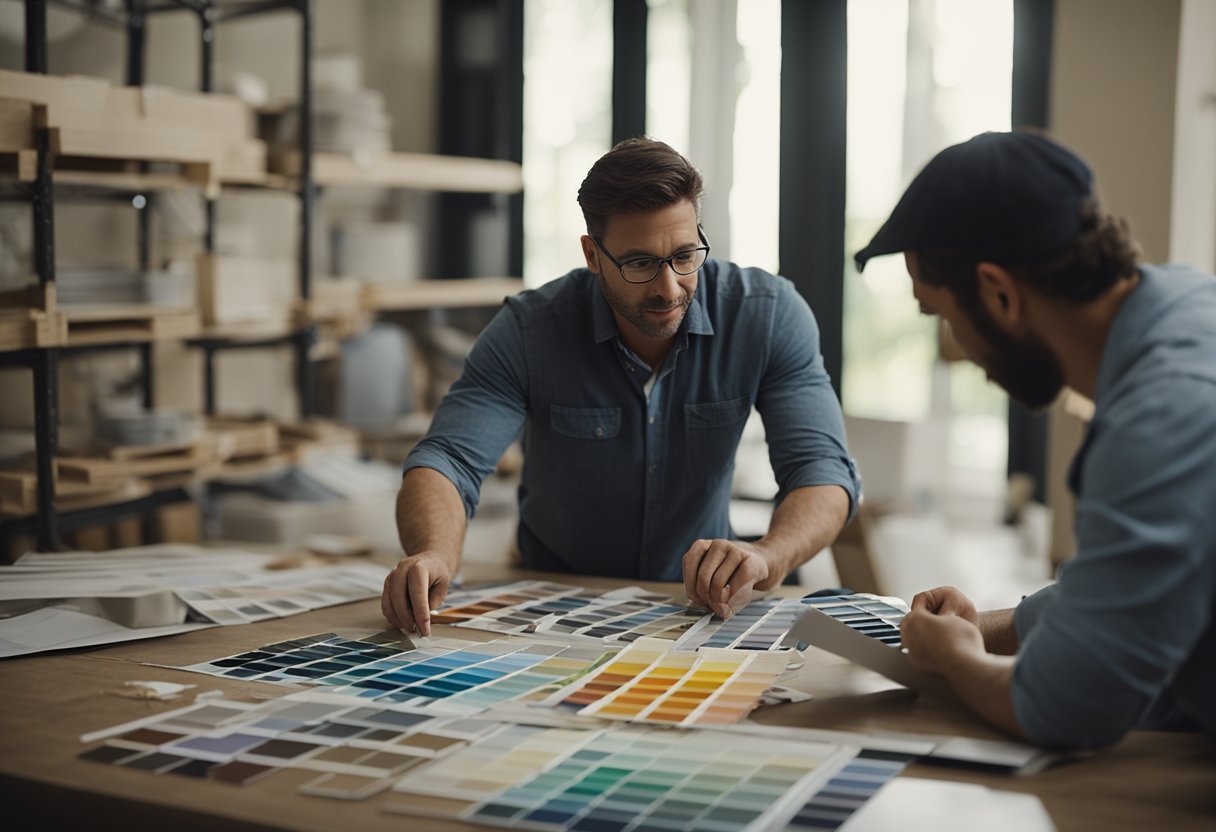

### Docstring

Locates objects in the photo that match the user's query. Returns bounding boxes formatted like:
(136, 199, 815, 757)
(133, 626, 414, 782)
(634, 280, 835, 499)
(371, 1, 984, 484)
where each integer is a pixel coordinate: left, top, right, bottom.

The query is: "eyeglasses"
(593, 227, 711, 284)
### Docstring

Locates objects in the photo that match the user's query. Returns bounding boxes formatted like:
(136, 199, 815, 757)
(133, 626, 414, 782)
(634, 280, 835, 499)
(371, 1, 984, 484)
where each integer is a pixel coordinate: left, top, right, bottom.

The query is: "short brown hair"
(918, 198, 1141, 306)
(577, 137, 703, 238)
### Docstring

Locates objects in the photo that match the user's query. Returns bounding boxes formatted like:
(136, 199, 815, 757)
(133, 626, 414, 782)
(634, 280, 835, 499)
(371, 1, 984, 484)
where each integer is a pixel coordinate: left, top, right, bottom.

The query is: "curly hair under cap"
(917, 198, 1141, 307)
(577, 137, 704, 238)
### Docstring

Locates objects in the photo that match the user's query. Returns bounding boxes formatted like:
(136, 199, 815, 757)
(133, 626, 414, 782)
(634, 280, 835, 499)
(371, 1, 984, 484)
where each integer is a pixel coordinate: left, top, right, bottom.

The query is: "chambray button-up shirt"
(1012, 263, 1216, 749)
(404, 259, 860, 581)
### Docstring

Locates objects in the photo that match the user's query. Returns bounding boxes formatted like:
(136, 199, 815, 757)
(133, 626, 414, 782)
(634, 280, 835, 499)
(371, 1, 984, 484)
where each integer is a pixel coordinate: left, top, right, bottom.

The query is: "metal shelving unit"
(4, 0, 317, 556)
(5, 0, 524, 557)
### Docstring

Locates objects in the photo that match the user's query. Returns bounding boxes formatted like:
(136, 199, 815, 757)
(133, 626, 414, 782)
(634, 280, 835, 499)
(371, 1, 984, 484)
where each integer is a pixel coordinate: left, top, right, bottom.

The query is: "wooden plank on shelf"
(0, 308, 66, 352)
(0, 70, 111, 116)
(0, 149, 39, 182)
(364, 277, 524, 311)
(139, 85, 252, 138)
(0, 282, 56, 312)
(0, 468, 151, 516)
(62, 305, 200, 346)
(272, 150, 524, 193)
(0, 98, 33, 152)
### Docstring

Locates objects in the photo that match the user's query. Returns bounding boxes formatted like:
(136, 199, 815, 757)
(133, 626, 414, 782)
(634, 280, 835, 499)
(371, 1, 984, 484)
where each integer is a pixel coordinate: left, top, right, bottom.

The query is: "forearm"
(396, 467, 468, 572)
(754, 484, 850, 589)
(942, 651, 1025, 740)
(979, 609, 1019, 655)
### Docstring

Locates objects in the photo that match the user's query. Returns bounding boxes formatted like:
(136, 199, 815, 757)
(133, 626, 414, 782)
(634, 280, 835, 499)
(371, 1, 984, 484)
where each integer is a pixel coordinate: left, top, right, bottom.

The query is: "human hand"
(681, 539, 772, 619)
(909, 585, 979, 625)
(381, 552, 453, 637)
(899, 608, 986, 675)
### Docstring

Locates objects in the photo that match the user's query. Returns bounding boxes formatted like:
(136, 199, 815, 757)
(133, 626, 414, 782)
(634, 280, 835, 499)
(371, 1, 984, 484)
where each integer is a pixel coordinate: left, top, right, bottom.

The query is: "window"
(844, 0, 1014, 476)
(522, 0, 613, 287)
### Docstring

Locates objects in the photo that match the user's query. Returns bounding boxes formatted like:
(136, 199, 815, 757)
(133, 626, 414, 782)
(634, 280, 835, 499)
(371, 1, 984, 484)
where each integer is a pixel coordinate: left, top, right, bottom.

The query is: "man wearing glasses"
(382, 138, 859, 636)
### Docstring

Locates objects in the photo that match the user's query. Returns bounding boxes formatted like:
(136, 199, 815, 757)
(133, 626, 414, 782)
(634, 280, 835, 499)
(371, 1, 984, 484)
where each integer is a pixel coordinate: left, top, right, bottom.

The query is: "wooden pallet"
(62, 305, 200, 346)
(57, 437, 217, 485)
(0, 468, 151, 516)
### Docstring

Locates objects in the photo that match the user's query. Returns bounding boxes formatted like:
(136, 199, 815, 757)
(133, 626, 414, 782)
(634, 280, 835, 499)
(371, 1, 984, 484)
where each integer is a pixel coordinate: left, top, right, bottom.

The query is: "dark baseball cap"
(854, 131, 1093, 272)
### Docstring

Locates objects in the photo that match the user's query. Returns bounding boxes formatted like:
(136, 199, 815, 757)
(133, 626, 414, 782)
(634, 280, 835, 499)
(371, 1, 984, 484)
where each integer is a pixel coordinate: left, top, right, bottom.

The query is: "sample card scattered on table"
(780, 749, 913, 830)
(77, 691, 504, 800)
(542, 638, 789, 726)
(676, 593, 909, 653)
(177, 631, 614, 715)
(790, 601, 950, 698)
(387, 723, 860, 832)
(433, 580, 709, 645)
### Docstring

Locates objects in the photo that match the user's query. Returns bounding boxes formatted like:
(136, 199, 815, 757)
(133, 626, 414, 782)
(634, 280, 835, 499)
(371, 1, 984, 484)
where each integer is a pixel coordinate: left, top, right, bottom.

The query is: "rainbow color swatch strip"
(179, 632, 613, 714)
(547, 638, 789, 726)
(388, 723, 858, 831)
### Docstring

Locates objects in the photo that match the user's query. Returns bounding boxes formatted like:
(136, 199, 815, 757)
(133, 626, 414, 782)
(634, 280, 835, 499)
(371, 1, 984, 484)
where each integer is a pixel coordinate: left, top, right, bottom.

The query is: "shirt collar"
(1092, 265, 1155, 406)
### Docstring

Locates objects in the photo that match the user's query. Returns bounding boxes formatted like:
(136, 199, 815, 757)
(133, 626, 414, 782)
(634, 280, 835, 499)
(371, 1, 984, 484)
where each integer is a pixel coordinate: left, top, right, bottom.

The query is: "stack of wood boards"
(0, 283, 67, 351)
(0, 69, 266, 194)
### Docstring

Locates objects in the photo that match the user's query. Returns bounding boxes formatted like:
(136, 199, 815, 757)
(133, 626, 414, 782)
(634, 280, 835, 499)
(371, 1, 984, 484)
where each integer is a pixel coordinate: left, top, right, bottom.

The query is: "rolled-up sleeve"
(755, 279, 861, 520)
(1011, 377, 1216, 749)
(403, 305, 528, 519)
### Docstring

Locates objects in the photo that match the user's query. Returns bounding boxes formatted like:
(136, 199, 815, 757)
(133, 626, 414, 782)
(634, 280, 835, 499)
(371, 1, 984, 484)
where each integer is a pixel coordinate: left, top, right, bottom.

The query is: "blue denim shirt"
(1012, 263, 1216, 749)
(404, 259, 860, 581)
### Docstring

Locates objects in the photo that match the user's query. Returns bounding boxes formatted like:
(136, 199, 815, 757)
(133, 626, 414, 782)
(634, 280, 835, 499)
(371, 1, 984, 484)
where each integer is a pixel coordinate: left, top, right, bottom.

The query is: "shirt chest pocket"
(684, 396, 751, 429)
(550, 405, 622, 440)
(682, 395, 751, 483)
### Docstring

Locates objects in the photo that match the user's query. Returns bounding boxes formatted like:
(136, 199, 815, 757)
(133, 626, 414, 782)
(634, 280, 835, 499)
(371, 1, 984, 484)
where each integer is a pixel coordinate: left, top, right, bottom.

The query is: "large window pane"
(523, 0, 613, 288)
(844, 0, 1013, 477)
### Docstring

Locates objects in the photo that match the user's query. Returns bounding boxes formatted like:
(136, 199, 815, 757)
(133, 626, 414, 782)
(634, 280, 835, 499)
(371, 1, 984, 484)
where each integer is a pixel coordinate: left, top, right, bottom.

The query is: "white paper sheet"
(839, 777, 1056, 832)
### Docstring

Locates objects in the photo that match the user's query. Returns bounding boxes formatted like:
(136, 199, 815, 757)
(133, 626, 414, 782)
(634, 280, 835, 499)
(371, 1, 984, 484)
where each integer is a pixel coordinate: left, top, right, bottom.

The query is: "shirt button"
(594, 427, 604, 438)
(648, 464, 656, 473)
(647, 417, 655, 425)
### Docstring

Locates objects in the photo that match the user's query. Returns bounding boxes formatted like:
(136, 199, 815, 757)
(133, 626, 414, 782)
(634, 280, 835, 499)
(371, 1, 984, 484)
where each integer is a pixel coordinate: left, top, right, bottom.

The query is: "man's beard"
(598, 275, 692, 340)
(963, 301, 1065, 411)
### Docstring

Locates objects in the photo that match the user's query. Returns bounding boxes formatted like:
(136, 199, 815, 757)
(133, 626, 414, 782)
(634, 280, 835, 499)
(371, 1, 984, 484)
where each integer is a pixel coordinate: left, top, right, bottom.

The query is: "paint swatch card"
(531, 595, 709, 645)
(790, 603, 950, 698)
(387, 723, 860, 832)
(778, 749, 913, 830)
(177, 631, 615, 715)
(544, 638, 789, 726)
(77, 690, 504, 798)
(431, 581, 589, 632)
(676, 593, 909, 653)
(433, 581, 697, 641)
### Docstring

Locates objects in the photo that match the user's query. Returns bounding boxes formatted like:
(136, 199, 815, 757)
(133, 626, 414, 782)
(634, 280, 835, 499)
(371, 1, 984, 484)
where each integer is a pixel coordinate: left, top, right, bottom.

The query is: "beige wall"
(1049, 0, 1182, 263)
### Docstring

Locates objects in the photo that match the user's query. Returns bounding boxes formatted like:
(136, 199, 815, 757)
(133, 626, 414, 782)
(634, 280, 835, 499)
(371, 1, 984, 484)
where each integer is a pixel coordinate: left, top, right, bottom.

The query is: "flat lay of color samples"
(74, 583, 942, 826)
(387, 723, 859, 832)
(549, 638, 790, 726)
(795, 594, 908, 648)
(77, 693, 504, 799)
(179, 632, 614, 714)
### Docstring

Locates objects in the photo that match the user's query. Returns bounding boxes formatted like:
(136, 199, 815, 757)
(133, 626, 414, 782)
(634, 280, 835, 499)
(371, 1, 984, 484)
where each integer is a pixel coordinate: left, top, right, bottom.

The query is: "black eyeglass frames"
(593, 227, 711, 284)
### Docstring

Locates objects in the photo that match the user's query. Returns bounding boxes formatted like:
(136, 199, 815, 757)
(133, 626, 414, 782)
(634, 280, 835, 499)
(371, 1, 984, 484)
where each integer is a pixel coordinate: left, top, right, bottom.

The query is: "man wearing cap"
(382, 138, 859, 636)
(856, 130, 1216, 750)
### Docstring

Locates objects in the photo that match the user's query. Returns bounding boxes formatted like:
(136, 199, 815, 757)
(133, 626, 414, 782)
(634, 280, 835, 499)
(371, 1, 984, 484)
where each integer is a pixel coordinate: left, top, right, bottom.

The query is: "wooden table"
(1, 567, 1213, 831)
